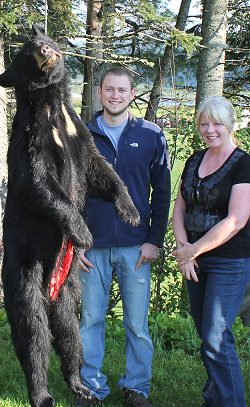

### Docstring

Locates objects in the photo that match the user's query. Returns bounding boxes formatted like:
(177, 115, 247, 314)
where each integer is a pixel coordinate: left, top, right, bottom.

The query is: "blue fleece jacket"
(84, 111, 171, 248)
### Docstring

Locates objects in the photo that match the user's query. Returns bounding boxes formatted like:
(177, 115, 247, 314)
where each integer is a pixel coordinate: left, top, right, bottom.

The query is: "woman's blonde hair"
(196, 96, 236, 133)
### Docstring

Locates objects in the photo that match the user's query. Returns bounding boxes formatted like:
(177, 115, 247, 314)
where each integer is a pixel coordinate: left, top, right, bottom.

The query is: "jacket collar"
(87, 110, 139, 134)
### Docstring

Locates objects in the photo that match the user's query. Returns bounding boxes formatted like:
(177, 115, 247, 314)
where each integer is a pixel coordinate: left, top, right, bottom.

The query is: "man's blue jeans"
(187, 257, 250, 407)
(79, 246, 153, 400)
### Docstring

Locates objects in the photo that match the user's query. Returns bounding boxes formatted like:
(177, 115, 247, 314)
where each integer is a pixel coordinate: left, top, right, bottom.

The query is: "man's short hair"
(100, 67, 135, 89)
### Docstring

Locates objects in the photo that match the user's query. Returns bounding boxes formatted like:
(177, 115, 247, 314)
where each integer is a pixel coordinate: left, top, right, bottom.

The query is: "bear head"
(0, 24, 65, 91)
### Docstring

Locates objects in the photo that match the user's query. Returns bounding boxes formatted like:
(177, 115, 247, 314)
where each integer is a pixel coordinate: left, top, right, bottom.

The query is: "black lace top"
(181, 147, 250, 258)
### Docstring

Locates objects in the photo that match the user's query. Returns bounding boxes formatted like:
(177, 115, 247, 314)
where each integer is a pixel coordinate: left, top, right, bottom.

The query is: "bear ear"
(32, 23, 45, 37)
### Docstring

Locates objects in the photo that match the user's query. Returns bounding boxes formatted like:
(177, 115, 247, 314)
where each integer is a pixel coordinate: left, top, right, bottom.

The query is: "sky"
(168, 0, 200, 16)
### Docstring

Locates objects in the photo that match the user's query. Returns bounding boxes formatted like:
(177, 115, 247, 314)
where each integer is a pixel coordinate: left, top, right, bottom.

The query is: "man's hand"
(136, 243, 159, 270)
(78, 249, 94, 272)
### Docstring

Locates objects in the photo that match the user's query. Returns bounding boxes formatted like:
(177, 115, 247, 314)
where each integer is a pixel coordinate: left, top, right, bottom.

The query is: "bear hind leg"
(3, 264, 54, 407)
(50, 270, 90, 399)
(30, 392, 55, 407)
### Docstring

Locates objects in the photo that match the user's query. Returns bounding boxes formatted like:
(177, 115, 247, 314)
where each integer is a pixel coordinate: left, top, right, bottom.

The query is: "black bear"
(0, 24, 139, 407)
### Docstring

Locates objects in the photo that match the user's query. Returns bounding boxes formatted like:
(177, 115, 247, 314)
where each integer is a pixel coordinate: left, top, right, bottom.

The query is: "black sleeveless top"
(181, 147, 250, 258)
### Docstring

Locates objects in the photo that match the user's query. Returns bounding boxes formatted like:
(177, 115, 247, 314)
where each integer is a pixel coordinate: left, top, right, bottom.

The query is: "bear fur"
(0, 24, 139, 407)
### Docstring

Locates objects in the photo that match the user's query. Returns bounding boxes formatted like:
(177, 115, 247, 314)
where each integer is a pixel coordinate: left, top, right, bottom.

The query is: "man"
(76, 67, 171, 407)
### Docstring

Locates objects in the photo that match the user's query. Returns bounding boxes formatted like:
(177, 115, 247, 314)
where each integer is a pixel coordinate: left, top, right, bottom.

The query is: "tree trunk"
(0, 32, 8, 305)
(81, 1, 103, 122)
(195, 0, 228, 109)
(81, 1, 117, 122)
(0, 33, 8, 239)
(144, 0, 192, 122)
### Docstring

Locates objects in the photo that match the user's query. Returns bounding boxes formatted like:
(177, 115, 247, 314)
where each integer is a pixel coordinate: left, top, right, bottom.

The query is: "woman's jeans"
(187, 257, 250, 407)
(79, 246, 153, 400)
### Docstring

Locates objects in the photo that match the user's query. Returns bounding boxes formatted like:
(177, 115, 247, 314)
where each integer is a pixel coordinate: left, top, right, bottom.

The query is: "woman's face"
(198, 112, 232, 149)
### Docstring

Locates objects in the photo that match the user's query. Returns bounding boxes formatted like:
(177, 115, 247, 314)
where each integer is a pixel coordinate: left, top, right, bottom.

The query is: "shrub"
(149, 312, 201, 354)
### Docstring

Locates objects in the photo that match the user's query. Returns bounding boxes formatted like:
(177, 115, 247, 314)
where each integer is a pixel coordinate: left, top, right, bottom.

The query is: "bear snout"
(40, 43, 53, 57)
(40, 43, 61, 59)
(33, 44, 61, 70)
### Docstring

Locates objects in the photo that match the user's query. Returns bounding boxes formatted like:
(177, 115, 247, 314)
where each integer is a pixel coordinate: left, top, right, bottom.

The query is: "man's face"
(98, 74, 135, 117)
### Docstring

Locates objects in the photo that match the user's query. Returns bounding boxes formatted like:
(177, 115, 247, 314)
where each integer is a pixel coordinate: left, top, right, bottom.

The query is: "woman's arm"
(172, 184, 188, 248)
(173, 183, 250, 265)
(172, 185, 199, 282)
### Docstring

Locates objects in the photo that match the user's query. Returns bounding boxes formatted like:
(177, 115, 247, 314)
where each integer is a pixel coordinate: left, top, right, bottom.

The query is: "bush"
(149, 312, 201, 354)
(149, 311, 250, 358)
(233, 316, 250, 358)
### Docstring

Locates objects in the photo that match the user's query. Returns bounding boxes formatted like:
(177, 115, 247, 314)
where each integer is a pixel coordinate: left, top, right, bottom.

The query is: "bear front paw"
(115, 196, 140, 226)
(70, 217, 93, 249)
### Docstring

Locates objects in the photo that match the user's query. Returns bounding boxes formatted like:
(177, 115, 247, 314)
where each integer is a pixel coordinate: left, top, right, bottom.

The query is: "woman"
(172, 96, 250, 407)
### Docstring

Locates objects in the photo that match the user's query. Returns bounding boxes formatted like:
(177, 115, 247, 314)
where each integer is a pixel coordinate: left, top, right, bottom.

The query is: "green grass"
(1, 317, 250, 407)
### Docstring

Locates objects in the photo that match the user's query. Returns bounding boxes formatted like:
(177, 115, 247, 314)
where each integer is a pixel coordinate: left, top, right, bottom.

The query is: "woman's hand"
(178, 259, 199, 282)
(172, 239, 199, 282)
(172, 239, 198, 265)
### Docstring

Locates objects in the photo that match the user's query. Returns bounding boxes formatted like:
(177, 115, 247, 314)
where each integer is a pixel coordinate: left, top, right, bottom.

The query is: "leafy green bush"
(233, 316, 250, 358)
(106, 316, 124, 341)
(150, 228, 182, 315)
(0, 308, 8, 327)
(235, 127, 250, 152)
(149, 312, 201, 354)
(148, 312, 250, 358)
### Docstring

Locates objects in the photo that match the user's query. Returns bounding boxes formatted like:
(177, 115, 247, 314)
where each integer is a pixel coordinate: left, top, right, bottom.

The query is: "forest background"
(0, 1, 250, 406)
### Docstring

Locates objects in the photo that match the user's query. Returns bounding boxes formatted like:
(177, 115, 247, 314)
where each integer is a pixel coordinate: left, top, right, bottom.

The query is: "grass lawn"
(1, 318, 250, 407)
